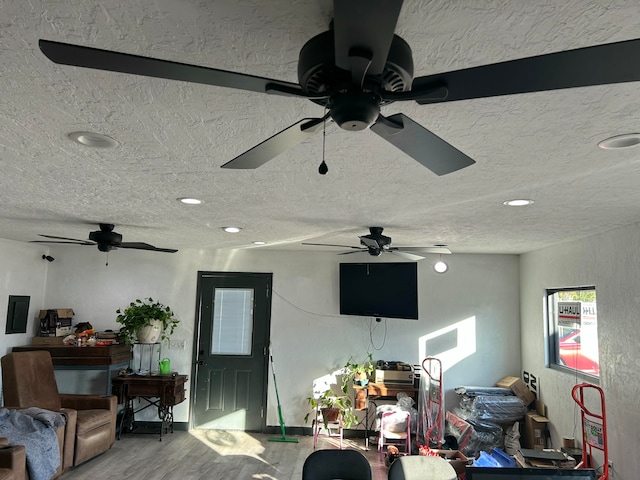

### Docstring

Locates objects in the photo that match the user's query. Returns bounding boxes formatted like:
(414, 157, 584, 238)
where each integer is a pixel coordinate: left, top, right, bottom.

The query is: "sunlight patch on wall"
(311, 370, 344, 396)
(418, 316, 476, 372)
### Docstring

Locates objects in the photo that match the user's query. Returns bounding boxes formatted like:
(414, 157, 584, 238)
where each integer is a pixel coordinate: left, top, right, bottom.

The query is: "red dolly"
(571, 383, 609, 480)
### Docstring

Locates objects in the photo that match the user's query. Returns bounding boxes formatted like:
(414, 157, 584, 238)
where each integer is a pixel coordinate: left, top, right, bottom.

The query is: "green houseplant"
(342, 353, 375, 387)
(116, 297, 179, 344)
(304, 387, 359, 430)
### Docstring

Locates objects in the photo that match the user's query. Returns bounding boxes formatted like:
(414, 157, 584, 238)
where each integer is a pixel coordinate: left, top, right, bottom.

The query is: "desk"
(111, 373, 188, 441)
(12, 344, 132, 395)
(354, 382, 417, 449)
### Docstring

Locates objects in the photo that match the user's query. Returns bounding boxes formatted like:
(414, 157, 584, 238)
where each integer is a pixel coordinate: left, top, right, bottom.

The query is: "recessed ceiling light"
(223, 227, 242, 233)
(68, 131, 118, 148)
(177, 197, 202, 205)
(253, 241, 266, 245)
(503, 199, 534, 207)
(598, 133, 640, 150)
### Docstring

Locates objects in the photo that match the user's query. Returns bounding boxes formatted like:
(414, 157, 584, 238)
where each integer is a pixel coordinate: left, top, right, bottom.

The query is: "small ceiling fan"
(30, 223, 178, 253)
(37, 1, 640, 176)
(302, 226, 450, 260)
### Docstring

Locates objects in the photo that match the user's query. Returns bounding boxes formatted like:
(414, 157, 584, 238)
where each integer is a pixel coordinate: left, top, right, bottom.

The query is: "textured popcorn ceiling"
(1, 0, 640, 255)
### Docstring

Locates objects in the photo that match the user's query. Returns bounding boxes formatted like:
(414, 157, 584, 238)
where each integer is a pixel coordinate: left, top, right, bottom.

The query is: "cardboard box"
(38, 308, 74, 319)
(495, 376, 535, 405)
(433, 450, 469, 476)
(32, 336, 64, 346)
(38, 309, 74, 335)
(522, 402, 549, 450)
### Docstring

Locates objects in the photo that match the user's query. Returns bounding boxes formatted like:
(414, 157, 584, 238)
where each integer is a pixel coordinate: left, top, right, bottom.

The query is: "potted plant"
(343, 353, 375, 387)
(116, 297, 179, 344)
(304, 387, 359, 430)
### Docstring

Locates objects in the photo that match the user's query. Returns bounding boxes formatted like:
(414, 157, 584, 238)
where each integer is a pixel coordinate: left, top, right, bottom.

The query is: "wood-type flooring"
(61, 430, 389, 480)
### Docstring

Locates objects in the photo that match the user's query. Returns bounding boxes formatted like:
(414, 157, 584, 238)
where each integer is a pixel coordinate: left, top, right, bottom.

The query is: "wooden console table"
(12, 344, 132, 395)
(354, 382, 418, 448)
(111, 373, 188, 441)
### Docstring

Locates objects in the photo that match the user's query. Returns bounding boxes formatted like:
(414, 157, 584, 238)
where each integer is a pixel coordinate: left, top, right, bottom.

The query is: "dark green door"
(192, 272, 272, 431)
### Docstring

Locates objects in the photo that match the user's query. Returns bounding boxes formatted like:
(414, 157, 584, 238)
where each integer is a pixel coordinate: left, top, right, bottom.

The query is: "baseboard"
(132, 421, 189, 431)
(264, 425, 366, 439)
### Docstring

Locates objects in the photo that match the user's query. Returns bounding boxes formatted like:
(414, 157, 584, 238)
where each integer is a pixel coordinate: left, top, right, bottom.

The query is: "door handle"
(196, 360, 205, 366)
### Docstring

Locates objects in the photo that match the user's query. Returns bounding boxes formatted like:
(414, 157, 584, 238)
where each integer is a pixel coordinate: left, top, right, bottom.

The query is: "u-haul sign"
(558, 302, 581, 325)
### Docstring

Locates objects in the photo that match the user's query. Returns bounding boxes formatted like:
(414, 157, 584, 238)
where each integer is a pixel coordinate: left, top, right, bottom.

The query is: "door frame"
(190, 271, 273, 431)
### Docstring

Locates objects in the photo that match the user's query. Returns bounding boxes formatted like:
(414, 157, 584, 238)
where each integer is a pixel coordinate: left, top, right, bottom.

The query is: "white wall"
(38, 245, 520, 428)
(520, 223, 640, 479)
(1, 239, 521, 430)
(0, 239, 49, 403)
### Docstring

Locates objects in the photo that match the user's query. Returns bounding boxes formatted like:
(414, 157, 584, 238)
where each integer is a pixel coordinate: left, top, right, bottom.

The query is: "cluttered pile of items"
(373, 357, 604, 479)
(35, 308, 120, 347)
(417, 372, 603, 479)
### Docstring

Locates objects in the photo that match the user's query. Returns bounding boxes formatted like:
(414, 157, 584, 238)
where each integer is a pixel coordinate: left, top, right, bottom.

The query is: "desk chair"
(302, 449, 372, 480)
(388, 455, 457, 480)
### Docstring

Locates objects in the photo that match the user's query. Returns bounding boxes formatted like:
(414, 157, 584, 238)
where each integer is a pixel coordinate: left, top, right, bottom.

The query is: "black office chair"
(301, 449, 372, 480)
(387, 455, 457, 480)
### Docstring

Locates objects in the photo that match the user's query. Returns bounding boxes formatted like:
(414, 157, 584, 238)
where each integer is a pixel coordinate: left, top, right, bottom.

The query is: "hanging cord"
(318, 111, 328, 175)
(369, 317, 387, 350)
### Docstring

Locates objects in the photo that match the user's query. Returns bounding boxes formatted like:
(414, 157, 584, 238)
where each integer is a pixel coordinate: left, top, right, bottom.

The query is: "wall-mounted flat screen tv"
(339, 262, 418, 320)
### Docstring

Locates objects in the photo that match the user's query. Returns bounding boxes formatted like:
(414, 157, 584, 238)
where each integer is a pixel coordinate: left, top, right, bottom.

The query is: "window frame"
(545, 286, 599, 382)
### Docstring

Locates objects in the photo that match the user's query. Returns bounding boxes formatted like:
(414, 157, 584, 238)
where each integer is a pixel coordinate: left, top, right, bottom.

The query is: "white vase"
(136, 319, 163, 343)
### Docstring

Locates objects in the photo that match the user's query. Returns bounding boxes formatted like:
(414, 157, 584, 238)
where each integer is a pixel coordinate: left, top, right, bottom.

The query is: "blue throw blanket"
(0, 407, 64, 480)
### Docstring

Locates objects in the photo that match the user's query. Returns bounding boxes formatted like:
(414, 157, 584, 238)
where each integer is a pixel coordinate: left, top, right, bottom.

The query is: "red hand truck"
(571, 383, 608, 480)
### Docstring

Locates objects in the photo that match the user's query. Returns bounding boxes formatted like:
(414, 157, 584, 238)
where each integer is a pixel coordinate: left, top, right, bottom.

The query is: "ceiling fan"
(38, 1, 640, 175)
(30, 223, 178, 253)
(302, 226, 451, 260)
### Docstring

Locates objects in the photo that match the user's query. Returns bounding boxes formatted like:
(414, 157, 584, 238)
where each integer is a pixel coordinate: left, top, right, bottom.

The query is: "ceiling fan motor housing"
(297, 30, 414, 131)
(89, 226, 122, 247)
(360, 227, 392, 251)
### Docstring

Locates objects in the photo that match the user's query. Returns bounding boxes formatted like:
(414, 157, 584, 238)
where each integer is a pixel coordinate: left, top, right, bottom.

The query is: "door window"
(211, 288, 254, 355)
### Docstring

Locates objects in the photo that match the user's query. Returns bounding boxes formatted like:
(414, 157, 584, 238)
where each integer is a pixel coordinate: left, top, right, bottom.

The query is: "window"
(211, 288, 254, 355)
(546, 287, 599, 378)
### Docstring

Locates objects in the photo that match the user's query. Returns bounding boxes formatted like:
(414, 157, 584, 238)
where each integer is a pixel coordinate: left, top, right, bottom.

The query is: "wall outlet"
(169, 340, 186, 350)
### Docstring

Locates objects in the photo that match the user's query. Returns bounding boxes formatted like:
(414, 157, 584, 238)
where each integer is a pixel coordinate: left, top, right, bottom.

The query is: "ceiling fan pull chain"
(318, 111, 328, 175)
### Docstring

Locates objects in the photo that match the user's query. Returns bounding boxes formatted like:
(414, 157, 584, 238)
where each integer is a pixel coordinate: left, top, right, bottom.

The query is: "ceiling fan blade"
(29, 240, 94, 245)
(389, 251, 424, 261)
(409, 38, 640, 104)
(371, 113, 475, 175)
(221, 116, 327, 169)
(333, 0, 404, 76)
(338, 250, 367, 255)
(35, 234, 92, 243)
(39, 39, 305, 98)
(392, 246, 452, 255)
(118, 242, 178, 253)
(302, 242, 363, 250)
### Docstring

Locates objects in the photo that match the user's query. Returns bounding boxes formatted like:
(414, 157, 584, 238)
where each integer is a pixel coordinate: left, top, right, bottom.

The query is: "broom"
(268, 354, 298, 443)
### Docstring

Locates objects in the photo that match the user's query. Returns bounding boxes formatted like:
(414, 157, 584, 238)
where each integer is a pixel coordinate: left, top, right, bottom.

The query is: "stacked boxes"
(38, 308, 74, 336)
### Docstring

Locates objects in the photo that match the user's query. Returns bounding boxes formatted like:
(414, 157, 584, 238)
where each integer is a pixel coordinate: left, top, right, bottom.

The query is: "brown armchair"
(1, 351, 117, 470)
(0, 438, 26, 480)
